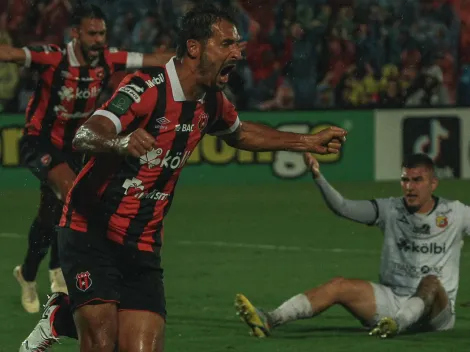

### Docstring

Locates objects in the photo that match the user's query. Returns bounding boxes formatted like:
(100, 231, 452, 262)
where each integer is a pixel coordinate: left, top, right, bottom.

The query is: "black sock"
(21, 218, 51, 282)
(53, 295, 78, 339)
(49, 230, 60, 270)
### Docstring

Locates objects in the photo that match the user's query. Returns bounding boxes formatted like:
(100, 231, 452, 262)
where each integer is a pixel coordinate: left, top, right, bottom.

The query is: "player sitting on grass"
(235, 153, 468, 338)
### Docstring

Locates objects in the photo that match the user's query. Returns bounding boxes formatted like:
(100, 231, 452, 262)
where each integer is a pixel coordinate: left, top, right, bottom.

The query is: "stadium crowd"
(0, 0, 469, 111)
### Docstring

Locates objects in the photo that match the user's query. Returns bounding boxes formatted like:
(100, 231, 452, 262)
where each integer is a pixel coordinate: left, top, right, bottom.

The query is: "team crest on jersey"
(198, 112, 209, 130)
(436, 215, 448, 228)
(40, 154, 52, 166)
(95, 67, 104, 79)
(76, 271, 92, 292)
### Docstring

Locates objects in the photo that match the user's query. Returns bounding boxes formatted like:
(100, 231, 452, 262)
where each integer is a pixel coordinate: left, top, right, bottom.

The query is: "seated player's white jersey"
(373, 197, 470, 306)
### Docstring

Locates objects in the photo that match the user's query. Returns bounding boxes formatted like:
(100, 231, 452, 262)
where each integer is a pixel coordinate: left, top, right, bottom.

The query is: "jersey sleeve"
(22, 44, 63, 70)
(107, 48, 144, 72)
(459, 202, 470, 237)
(207, 93, 241, 136)
(370, 198, 393, 229)
(92, 71, 157, 134)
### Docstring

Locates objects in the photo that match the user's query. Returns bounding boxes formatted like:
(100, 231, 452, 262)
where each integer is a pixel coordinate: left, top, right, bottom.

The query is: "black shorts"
(57, 227, 166, 319)
(19, 135, 85, 183)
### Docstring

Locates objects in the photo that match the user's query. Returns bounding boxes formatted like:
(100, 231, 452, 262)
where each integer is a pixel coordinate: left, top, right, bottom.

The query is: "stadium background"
(1, 0, 470, 351)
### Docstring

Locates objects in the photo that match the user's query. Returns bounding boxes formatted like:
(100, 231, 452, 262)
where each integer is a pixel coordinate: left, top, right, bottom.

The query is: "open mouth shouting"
(219, 63, 236, 83)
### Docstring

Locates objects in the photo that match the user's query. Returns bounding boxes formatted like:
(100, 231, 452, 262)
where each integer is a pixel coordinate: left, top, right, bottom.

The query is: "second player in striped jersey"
(0, 4, 173, 315)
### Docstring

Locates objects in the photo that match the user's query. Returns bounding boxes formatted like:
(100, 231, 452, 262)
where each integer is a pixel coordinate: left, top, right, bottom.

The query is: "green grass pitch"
(1, 179, 469, 351)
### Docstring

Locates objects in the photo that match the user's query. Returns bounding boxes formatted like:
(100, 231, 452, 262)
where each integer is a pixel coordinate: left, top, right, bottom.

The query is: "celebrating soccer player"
(19, 3, 346, 351)
(0, 4, 172, 314)
(235, 153, 465, 338)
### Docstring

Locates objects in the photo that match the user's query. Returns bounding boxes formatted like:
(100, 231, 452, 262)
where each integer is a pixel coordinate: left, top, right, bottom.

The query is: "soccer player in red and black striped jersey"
(19, 4, 347, 351)
(0, 4, 172, 316)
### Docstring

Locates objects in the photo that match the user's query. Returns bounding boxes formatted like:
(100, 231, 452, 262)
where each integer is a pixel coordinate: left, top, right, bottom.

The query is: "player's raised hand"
(305, 126, 347, 154)
(303, 153, 320, 178)
(117, 128, 155, 158)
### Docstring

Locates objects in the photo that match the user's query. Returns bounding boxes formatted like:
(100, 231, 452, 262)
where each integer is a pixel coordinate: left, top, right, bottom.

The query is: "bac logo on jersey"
(146, 73, 165, 88)
(436, 215, 448, 228)
(118, 84, 145, 103)
(198, 112, 209, 131)
(76, 271, 92, 292)
(175, 124, 194, 132)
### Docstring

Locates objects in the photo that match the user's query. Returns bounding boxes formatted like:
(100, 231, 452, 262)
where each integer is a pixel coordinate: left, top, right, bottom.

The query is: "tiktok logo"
(412, 119, 450, 160)
(402, 116, 460, 178)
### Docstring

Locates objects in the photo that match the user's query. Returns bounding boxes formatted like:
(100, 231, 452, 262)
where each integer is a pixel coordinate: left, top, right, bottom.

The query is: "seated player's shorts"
(19, 135, 85, 183)
(57, 227, 166, 320)
(369, 282, 455, 332)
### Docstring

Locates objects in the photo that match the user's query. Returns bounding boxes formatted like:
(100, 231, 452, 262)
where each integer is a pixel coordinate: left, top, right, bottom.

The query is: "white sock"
(268, 294, 314, 327)
(395, 297, 426, 332)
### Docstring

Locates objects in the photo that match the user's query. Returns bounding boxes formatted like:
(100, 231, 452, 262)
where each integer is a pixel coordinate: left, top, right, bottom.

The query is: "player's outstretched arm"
(304, 153, 378, 225)
(142, 51, 175, 67)
(220, 121, 347, 155)
(0, 44, 26, 64)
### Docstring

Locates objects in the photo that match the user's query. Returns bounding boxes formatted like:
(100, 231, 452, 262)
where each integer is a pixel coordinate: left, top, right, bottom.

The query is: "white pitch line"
(2, 233, 466, 258)
(175, 240, 381, 255)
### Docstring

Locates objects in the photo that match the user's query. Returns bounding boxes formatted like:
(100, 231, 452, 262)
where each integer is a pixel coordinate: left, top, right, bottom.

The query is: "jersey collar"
(67, 41, 100, 68)
(403, 195, 439, 215)
(165, 57, 205, 103)
(67, 41, 80, 67)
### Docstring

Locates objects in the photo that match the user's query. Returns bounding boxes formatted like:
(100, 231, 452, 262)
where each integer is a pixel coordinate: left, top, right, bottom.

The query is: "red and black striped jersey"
(23, 41, 144, 151)
(59, 58, 240, 252)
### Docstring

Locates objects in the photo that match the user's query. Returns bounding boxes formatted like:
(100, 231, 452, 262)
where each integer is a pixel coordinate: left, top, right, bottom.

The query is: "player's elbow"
(72, 126, 88, 151)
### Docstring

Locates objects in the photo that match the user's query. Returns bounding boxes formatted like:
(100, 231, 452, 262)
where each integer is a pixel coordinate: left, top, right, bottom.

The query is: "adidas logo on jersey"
(396, 238, 447, 254)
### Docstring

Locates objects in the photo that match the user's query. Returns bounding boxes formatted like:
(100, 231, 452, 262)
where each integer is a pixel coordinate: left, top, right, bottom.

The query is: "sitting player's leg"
(117, 248, 166, 351)
(235, 277, 377, 337)
(14, 185, 62, 313)
(371, 274, 453, 337)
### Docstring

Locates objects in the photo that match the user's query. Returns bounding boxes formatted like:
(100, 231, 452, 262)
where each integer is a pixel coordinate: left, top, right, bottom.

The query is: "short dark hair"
(402, 153, 435, 172)
(72, 4, 107, 27)
(176, 3, 238, 59)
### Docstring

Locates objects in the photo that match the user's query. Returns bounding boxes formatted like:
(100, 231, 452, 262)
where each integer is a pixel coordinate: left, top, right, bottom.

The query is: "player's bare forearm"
(73, 115, 124, 154)
(0, 45, 26, 64)
(222, 121, 316, 152)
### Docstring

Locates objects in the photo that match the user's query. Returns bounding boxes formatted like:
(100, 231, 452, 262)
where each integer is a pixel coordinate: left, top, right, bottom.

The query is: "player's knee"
(328, 276, 347, 287)
(419, 275, 441, 289)
(327, 277, 348, 298)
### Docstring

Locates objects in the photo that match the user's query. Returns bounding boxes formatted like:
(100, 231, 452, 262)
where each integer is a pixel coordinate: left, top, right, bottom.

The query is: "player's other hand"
(118, 128, 155, 158)
(305, 126, 347, 154)
(303, 153, 320, 178)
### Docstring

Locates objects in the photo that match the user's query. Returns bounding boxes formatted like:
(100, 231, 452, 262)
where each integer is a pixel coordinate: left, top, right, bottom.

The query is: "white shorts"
(369, 282, 455, 332)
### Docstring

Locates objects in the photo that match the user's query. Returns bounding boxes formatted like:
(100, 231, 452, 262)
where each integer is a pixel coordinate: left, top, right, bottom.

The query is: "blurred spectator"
(0, 30, 19, 112)
(1, 0, 467, 111)
(406, 64, 450, 106)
